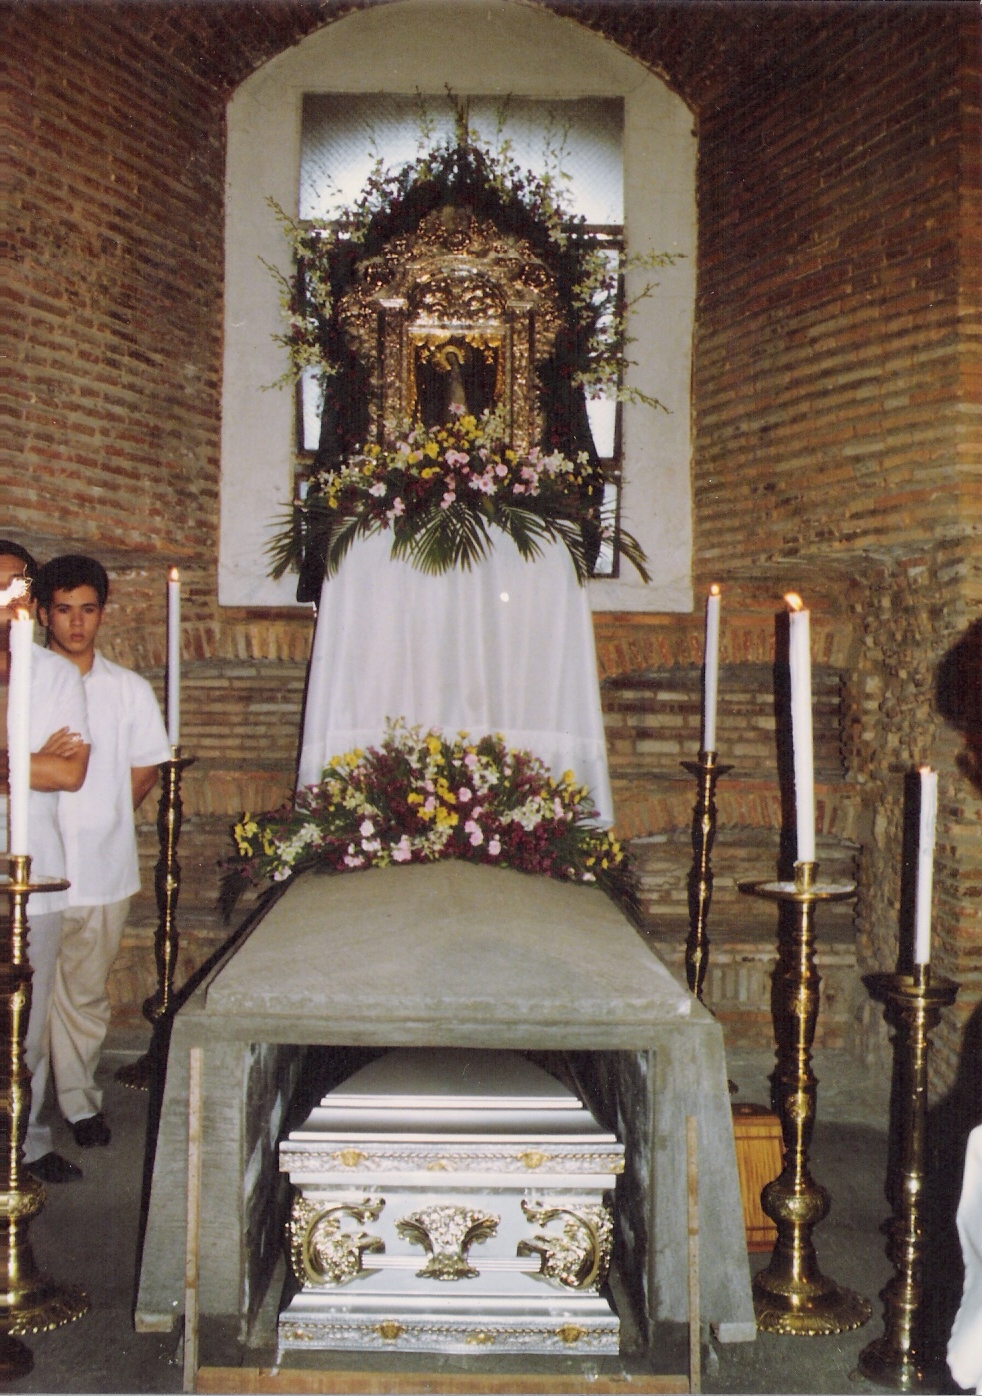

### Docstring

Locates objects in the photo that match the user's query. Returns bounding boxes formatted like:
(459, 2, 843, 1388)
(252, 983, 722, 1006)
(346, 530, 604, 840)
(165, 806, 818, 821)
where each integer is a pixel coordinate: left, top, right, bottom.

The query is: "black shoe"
(69, 1113, 111, 1148)
(25, 1152, 83, 1183)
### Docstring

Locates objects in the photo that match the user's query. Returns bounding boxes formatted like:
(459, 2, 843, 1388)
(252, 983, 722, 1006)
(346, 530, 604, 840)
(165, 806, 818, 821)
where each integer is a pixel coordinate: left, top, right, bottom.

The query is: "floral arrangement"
(268, 405, 649, 583)
(225, 720, 631, 906)
(267, 116, 675, 591)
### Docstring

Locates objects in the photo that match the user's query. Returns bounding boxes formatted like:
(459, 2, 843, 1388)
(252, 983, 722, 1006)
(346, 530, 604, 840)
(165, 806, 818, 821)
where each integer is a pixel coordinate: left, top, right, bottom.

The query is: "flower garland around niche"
(265, 115, 677, 585)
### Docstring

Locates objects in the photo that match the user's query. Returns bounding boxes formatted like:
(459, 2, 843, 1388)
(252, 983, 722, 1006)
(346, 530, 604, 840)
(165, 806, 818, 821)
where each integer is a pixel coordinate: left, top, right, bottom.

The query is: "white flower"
(359, 819, 375, 837)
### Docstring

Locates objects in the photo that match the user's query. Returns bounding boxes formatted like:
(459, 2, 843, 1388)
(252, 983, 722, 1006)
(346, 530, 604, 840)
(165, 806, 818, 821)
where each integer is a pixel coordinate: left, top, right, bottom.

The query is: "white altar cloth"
(949, 1123, 982, 1392)
(298, 532, 614, 825)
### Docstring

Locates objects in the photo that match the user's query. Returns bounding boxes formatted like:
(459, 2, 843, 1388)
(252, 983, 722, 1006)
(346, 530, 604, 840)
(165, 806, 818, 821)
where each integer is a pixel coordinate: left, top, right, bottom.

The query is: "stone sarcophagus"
(278, 1046, 623, 1356)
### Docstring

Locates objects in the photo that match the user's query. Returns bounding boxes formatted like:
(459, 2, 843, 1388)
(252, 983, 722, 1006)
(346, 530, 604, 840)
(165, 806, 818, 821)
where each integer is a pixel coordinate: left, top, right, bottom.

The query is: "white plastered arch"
(219, 0, 695, 611)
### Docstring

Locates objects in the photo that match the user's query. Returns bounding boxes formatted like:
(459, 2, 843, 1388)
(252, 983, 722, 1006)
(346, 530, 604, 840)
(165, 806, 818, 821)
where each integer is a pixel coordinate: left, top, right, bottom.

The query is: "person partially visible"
(34, 555, 170, 1148)
(0, 540, 90, 1183)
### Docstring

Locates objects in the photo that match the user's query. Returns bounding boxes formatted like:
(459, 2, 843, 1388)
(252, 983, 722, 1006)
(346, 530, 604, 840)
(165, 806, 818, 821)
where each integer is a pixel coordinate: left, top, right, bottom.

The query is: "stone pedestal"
(279, 1048, 623, 1356)
(136, 862, 756, 1348)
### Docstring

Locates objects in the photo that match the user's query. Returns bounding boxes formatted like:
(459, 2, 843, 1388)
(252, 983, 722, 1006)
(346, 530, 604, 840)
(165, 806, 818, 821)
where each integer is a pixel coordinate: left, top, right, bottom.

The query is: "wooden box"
(731, 1103, 783, 1252)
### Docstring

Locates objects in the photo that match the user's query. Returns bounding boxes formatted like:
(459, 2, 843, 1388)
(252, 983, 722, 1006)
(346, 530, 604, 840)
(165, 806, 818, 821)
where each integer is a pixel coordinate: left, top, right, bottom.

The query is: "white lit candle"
(702, 585, 721, 752)
(914, 766, 937, 966)
(167, 567, 180, 749)
(7, 607, 33, 856)
(786, 594, 816, 864)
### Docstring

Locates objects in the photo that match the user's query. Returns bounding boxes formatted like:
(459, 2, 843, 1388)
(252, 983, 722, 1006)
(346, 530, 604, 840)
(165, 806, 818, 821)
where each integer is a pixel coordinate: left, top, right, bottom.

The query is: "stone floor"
(2, 1028, 974, 1395)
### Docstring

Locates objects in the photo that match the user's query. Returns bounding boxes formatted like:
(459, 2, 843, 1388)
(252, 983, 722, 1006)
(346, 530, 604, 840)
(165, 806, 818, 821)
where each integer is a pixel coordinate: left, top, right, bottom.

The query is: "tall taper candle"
(167, 568, 180, 749)
(914, 766, 937, 965)
(7, 608, 33, 856)
(703, 585, 721, 752)
(786, 594, 816, 864)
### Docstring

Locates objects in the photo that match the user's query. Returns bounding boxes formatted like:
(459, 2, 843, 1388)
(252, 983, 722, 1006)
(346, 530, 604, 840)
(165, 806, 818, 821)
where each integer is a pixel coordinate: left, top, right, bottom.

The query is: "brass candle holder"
(739, 860, 872, 1334)
(117, 749, 196, 1090)
(681, 749, 731, 1003)
(0, 854, 89, 1378)
(857, 966, 958, 1390)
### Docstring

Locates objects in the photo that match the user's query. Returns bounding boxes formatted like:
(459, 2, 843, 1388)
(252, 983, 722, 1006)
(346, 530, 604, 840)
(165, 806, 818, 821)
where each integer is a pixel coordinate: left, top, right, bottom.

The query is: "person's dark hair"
(0, 540, 39, 580)
(33, 555, 110, 610)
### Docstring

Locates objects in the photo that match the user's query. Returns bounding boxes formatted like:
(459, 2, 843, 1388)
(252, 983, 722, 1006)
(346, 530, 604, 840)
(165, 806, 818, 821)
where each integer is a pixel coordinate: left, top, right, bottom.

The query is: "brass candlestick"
(857, 967, 958, 1390)
(117, 750, 196, 1090)
(0, 854, 89, 1377)
(739, 860, 872, 1334)
(681, 750, 731, 1003)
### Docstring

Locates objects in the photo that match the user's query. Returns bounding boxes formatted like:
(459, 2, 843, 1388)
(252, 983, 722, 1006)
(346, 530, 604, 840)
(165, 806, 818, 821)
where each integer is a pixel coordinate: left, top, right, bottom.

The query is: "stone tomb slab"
(136, 862, 755, 1348)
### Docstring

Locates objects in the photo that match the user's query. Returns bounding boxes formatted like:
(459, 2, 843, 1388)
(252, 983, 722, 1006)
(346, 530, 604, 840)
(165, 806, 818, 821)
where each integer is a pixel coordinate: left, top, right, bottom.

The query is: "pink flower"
(445, 450, 469, 466)
(369, 481, 387, 497)
(495, 463, 508, 477)
(392, 836, 412, 862)
(360, 819, 375, 837)
(487, 838, 501, 857)
(464, 819, 483, 847)
(441, 491, 456, 509)
(457, 787, 472, 803)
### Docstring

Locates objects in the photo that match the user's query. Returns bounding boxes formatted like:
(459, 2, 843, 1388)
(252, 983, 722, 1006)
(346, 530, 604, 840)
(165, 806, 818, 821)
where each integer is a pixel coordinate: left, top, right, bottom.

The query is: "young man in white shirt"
(1, 540, 91, 1184)
(34, 554, 170, 1150)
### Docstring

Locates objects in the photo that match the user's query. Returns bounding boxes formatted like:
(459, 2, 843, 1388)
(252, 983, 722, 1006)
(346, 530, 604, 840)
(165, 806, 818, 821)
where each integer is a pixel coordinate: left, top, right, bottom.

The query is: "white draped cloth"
(949, 1123, 982, 1393)
(298, 531, 614, 825)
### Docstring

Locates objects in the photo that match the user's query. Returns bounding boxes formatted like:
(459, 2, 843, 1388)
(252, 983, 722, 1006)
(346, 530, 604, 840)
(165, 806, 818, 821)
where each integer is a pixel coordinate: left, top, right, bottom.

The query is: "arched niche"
(219, 0, 696, 611)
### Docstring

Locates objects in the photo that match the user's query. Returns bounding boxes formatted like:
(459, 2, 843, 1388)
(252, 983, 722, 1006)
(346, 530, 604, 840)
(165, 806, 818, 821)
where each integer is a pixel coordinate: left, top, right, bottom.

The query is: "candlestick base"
(1, 856, 90, 1356)
(856, 1338, 944, 1392)
(740, 862, 871, 1336)
(855, 970, 958, 1390)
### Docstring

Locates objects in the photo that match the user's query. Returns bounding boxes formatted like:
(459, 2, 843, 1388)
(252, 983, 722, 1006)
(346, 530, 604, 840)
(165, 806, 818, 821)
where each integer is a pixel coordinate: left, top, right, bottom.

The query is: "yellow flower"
(406, 791, 424, 806)
(434, 806, 458, 828)
(420, 466, 440, 479)
(426, 734, 443, 756)
(423, 441, 439, 459)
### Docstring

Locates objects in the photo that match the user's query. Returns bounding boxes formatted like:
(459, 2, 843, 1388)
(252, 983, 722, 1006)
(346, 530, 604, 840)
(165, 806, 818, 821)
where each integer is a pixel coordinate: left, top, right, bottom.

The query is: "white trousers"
(48, 899, 130, 1123)
(23, 909, 63, 1164)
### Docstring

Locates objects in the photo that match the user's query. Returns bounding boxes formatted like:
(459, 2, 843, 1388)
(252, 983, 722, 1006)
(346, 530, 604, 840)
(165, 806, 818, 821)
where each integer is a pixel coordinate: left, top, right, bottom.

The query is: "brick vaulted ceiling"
(52, 0, 836, 111)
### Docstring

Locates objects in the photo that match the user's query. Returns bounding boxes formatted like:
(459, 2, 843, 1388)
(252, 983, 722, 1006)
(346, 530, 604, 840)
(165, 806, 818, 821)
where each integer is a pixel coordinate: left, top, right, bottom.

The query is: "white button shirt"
(58, 652, 171, 906)
(0, 644, 91, 913)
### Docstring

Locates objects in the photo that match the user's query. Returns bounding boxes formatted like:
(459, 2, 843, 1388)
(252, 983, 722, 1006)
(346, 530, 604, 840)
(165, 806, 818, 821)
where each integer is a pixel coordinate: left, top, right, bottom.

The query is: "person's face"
(39, 585, 104, 661)
(0, 553, 33, 626)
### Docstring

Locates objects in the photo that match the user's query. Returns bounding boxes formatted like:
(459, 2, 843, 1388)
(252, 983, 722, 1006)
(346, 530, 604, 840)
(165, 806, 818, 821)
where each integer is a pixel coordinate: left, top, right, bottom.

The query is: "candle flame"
(0, 577, 29, 607)
(168, 567, 180, 582)
(14, 606, 31, 622)
(919, 764, 933, 775)
(710, 583, 720, 597)
(785, 592, 804, 612)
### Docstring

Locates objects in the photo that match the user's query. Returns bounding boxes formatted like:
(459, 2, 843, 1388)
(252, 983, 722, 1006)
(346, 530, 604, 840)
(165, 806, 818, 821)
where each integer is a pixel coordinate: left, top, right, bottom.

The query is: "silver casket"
(278, 1046, 624, 1356)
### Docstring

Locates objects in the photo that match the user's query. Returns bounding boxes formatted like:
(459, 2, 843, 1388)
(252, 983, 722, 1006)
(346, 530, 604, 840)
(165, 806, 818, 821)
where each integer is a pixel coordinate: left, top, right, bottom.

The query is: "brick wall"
(4, 2, 980, 1093)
